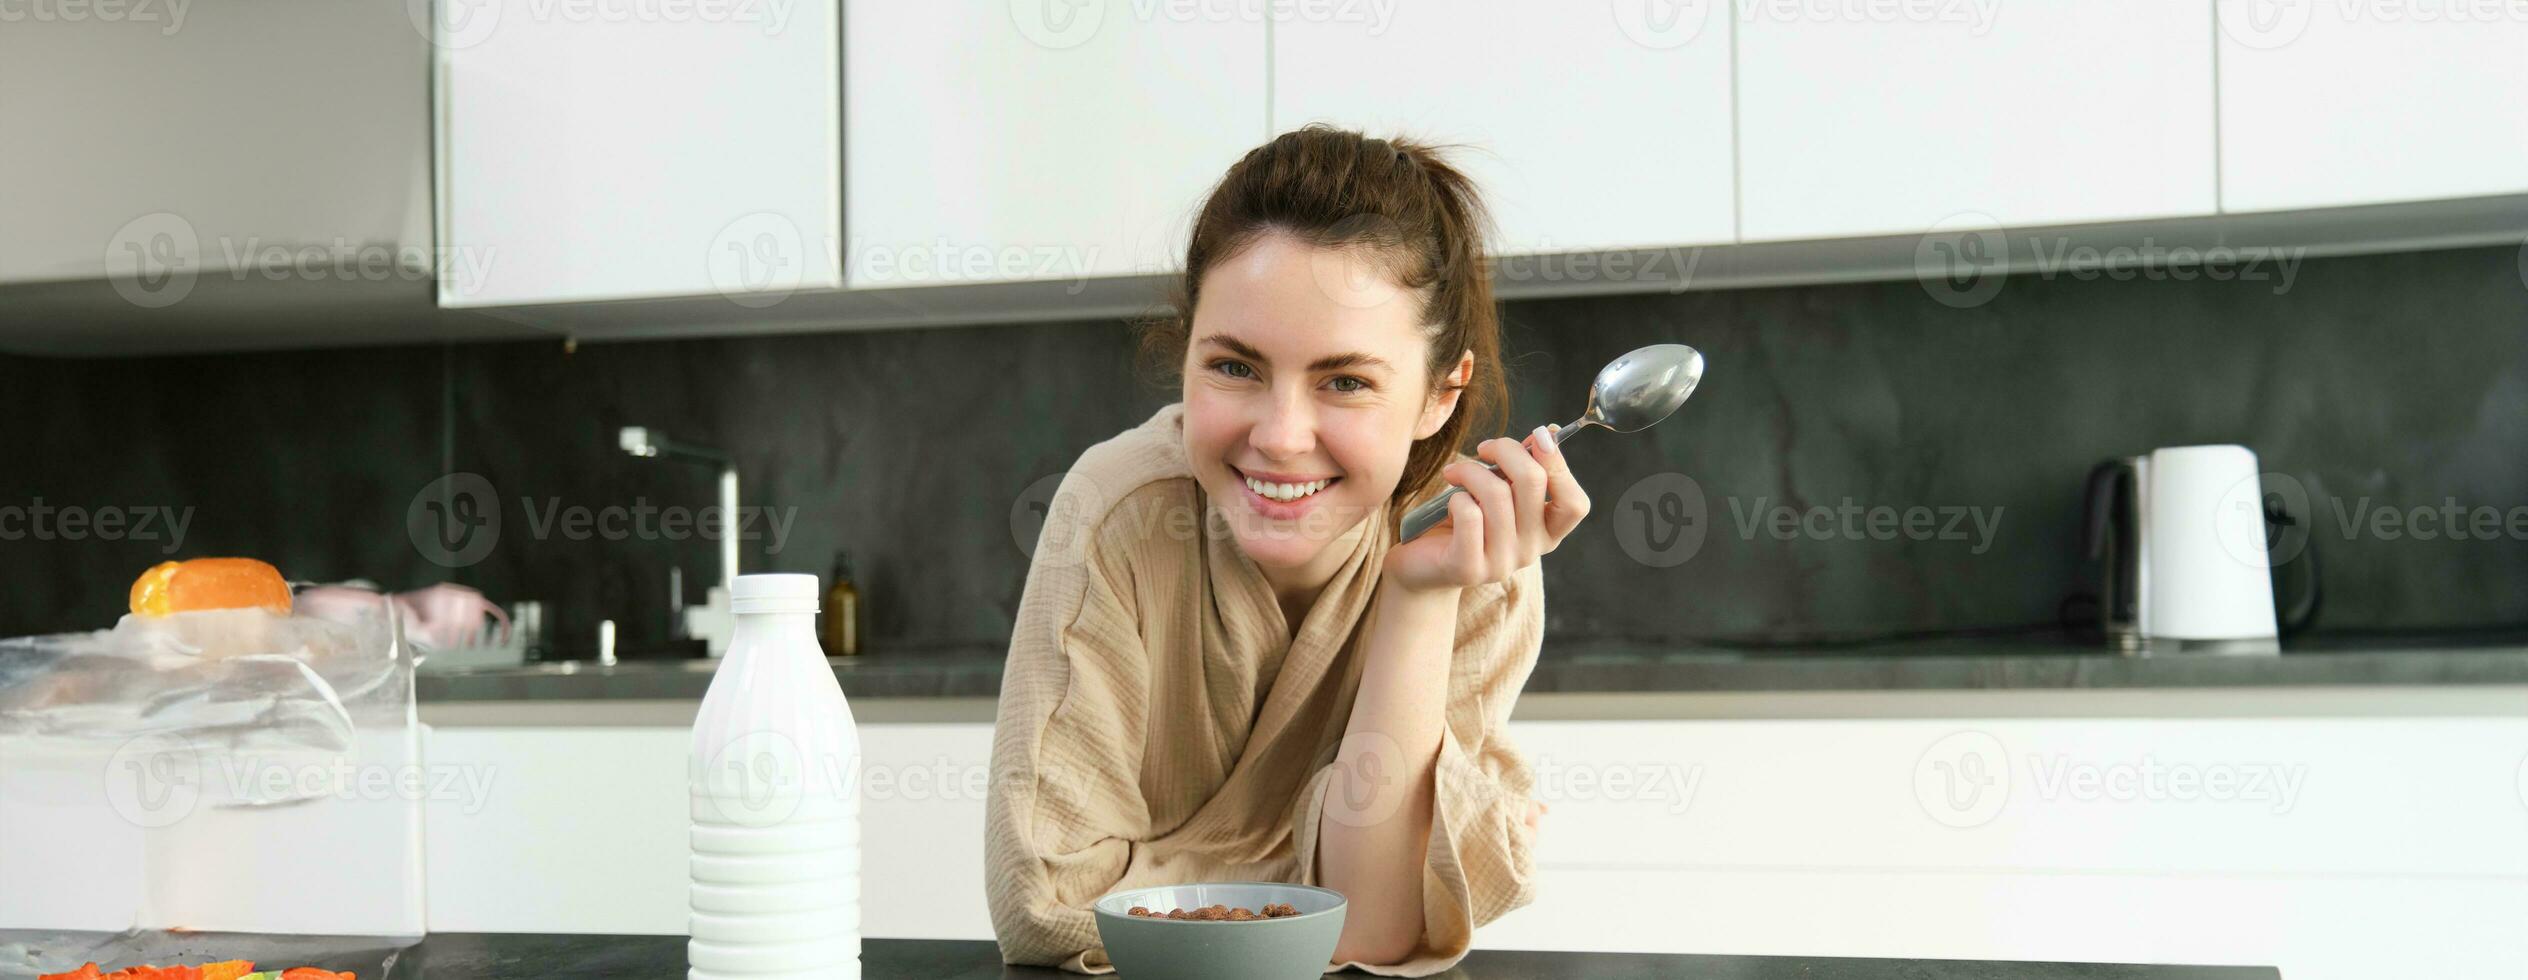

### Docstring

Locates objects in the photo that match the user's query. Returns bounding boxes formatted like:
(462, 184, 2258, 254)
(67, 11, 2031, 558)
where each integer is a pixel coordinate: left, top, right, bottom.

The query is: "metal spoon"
(1398, 343, 1706, 543)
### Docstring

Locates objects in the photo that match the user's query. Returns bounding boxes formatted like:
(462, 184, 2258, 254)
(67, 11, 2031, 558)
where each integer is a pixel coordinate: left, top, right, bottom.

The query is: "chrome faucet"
(619, 426, 740, 642)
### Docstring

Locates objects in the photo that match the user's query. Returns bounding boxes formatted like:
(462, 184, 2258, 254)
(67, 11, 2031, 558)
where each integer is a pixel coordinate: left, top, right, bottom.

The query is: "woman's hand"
(1384, 426, 1592, 594)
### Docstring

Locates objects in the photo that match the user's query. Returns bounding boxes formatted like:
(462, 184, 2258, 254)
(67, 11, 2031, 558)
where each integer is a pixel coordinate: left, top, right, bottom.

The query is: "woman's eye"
(1326, 376, 1369, 394)
(1210, 359, 1256, 380)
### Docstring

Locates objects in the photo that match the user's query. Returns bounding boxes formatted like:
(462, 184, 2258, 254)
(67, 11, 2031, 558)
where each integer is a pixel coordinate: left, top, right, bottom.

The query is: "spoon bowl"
(1397, 343, 1705, 542)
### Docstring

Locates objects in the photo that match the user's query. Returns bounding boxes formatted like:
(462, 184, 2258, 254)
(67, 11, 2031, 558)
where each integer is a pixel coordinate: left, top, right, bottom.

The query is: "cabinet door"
(2217, 3, 2528, 213)
(1274, 0, 1736, 258)
(844, 4, 1265, 287)
(1737, 1, 2218, 241)
(438, 2, 842, 308)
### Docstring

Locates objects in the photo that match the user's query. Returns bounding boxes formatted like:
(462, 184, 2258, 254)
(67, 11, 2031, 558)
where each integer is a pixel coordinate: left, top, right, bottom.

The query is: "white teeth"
(1243, 475, 1330, 503)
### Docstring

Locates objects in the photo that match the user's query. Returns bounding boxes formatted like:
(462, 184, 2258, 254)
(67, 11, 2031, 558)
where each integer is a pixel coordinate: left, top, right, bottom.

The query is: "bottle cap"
(732, 573, 820, 614)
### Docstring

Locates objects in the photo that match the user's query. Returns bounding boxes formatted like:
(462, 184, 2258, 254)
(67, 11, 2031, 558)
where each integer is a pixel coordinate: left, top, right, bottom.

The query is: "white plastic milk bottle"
(690, 573, 862, 979)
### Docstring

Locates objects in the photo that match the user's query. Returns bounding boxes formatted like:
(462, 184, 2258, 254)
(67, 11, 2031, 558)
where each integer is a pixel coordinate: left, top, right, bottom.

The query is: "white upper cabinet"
(1736, 1, 2218, 241)
(437, 1, 842, 308)
(0, 0, 429, 286)
(1274, 0, 1737, 256)
(2216, 2, 2528, 213)
(844, 4, 1265, 288)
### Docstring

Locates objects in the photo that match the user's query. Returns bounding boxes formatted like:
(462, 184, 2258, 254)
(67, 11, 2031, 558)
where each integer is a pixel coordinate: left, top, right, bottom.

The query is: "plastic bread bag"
(0, 586, 425, 954)
(0, 593, 411, 761)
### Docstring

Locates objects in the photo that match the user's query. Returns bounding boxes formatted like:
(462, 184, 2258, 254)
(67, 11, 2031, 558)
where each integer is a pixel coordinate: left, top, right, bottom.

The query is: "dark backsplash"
(6, 244, 2525, 650)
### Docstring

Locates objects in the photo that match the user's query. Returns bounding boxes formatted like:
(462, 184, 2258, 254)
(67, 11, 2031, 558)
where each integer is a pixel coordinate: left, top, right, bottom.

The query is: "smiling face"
(1181, 232, 1467, 576)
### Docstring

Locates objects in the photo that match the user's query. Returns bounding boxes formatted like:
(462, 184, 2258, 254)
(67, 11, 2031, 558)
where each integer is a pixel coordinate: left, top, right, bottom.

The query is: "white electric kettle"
(2082, 444, 2282, 654)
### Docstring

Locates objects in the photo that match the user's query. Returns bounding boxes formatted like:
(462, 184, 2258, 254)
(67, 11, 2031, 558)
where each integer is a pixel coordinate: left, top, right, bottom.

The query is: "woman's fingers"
(1441, 474, 1487, 573)
(1530, 425, 1591, 544)
(1456, 456, 1520, 577)
(1482, 436, 1551, 560)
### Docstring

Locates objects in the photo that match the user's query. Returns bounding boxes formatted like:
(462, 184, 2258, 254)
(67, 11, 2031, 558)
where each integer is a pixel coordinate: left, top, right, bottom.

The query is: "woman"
(985, 126, 1590, 976)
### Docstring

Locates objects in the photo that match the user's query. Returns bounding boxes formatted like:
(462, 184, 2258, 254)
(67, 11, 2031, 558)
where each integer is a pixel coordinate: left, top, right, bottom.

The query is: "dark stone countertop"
(215, 933, 2279, 979)
(413, 630, 2528, 703)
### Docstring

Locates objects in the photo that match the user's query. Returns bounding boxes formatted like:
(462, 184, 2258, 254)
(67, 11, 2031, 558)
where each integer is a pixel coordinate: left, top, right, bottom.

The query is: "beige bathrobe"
(985, 403, 1545, 976)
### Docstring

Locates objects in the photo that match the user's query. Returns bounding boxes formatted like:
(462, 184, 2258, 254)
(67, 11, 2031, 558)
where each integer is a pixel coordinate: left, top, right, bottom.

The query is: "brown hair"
(1140, 125, 1510, 528)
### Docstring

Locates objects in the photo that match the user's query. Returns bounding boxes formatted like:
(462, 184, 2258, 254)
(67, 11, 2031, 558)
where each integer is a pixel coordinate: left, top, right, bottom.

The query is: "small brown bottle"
(822, 551, 862, 657)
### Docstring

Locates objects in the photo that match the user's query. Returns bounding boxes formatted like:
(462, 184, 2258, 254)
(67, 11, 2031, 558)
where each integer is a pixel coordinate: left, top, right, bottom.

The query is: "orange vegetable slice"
(129, 558, 292, 617)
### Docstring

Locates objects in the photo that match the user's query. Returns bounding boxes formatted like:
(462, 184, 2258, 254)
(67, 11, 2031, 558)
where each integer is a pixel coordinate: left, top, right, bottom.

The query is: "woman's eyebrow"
(1194, 334, 1392, 374)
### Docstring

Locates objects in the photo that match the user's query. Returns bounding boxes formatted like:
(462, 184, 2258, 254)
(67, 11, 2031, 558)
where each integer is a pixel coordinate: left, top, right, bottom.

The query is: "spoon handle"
(1396, 419, 1586, 544)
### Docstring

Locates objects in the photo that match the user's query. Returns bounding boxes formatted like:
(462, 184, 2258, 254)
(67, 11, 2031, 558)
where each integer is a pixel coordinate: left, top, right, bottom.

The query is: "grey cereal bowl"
(1093, 881, 1347, 980)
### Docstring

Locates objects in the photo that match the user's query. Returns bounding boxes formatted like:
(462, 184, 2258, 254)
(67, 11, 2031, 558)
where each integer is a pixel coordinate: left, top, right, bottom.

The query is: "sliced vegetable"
(38, 965, 103, 980)
(200, 962, 256, 980)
